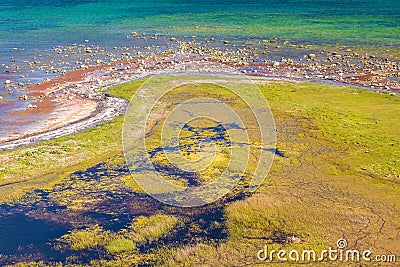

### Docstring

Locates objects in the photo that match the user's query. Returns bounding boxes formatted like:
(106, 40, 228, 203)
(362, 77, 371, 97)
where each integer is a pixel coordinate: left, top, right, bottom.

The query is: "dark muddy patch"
(0, 160, 234, 265)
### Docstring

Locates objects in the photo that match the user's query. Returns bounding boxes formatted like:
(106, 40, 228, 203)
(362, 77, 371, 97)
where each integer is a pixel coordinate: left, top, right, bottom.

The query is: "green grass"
(261, 81, 400, 181)
(58, 224, 110, 250)
(127, 214, 180, 244)
(2, 78, 400, 266)
(0, 81, 143, 202)
(166, 81, 400, 266)
(57, 214, 178, 257)
(105, 238, 136, 254)
(107, 81, 144, 101)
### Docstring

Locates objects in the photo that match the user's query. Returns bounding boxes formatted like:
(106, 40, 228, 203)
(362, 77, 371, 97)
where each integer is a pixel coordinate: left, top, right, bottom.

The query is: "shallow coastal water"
(1, 0, 399, 47)
(1, 0, 399, 71)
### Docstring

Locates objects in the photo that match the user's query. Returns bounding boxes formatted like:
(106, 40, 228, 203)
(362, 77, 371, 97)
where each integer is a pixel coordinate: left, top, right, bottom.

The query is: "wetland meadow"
(0, 0, 399, 266)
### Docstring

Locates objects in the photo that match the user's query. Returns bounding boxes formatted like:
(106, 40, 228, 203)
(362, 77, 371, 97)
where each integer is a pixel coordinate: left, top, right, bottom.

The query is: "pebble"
(18, 95, 28, 100)
(27, 103, 38, 109)
(2, 34, 398, 107)
(308, 54, 316, 60)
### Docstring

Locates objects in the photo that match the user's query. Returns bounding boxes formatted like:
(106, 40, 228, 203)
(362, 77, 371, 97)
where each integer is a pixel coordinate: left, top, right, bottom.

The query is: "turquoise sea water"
(0, 0, 399, 50)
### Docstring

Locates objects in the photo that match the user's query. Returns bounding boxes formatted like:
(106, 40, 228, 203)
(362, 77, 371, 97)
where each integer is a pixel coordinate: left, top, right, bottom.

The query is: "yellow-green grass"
(262, 81, 400, 181)
(58, 214, 178, 256)
(126, 214, 180, 244)
(2, 78, 400, 266)
(105, 238, 136, 254)
(58, 224, 110, 250)
(166, 81, 400, 266)
(142, 83, 259, 188)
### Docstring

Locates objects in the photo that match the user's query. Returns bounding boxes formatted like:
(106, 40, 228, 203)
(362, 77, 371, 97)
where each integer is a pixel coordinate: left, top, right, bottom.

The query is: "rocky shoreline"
(0, 56, 239, 151)
(0, 35, 399, 151)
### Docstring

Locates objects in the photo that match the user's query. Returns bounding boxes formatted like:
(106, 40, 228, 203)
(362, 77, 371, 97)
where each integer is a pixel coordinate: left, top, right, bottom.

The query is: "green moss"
(105, 238, 136, 254)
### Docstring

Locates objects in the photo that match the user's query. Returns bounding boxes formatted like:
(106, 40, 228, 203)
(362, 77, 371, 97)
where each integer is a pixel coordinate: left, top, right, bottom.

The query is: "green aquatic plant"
(58, 224, 110, 250)
(105, 237, 136, 254)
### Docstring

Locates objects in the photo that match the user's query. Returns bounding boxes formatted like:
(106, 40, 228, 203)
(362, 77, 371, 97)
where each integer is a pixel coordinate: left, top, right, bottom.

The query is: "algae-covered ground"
(0, 78, 399, 266)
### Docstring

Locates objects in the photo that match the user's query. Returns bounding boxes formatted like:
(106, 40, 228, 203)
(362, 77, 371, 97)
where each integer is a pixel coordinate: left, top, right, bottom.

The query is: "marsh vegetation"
(0, 79, 399, 266)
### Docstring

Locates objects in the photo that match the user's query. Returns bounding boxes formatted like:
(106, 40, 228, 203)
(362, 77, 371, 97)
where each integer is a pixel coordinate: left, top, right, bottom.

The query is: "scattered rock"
(285, 235, 302, 244)
(308, 54, 316, 60)
(27, 103, 38, 109)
